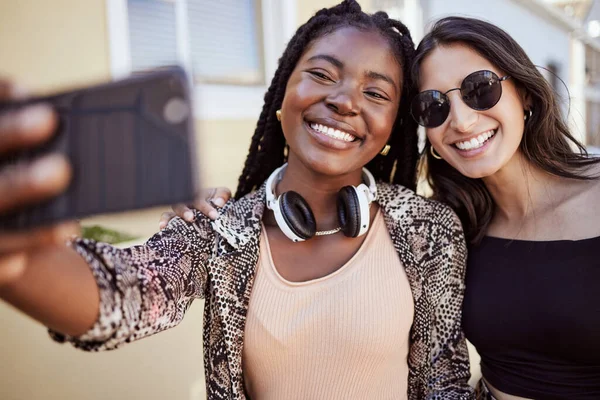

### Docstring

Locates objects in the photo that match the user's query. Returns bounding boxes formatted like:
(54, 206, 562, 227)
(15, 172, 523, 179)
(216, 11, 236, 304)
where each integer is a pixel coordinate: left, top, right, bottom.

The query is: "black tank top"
(462, 236, 600, 399)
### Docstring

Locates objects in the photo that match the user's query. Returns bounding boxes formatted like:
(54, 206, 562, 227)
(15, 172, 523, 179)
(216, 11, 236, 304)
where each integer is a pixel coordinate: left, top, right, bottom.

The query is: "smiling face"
(420, 43, 527, 179)
(280, 26, 402, 178)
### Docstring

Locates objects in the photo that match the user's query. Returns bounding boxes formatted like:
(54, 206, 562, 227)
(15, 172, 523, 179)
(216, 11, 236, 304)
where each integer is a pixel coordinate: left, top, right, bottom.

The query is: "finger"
(0, 154, 72, 213)
(211, 187, 232, 208)
(158, 211, 177, 230)
(0, 104, 58, 155)
(204, 187, 217, 201)
(0, 252, 28, 287)
(193, 198, 219, 220)
(172, 203, 195, 222)
(0, 222, 79, 254)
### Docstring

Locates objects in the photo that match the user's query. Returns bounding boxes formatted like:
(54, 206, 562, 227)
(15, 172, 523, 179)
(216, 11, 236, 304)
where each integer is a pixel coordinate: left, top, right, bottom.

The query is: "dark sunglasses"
(411, 70, 511, 128)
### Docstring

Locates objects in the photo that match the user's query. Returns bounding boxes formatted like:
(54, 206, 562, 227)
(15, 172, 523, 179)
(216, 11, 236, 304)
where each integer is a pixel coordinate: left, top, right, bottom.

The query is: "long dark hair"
(235, 0, 419, 198)
(412, 16, 600, 244)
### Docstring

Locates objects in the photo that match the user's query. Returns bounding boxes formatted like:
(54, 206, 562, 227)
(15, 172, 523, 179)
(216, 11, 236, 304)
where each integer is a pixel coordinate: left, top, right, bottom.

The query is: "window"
(585, 44, 600, 84)
(106, 0, 296, 118)
(127, 0, 179, 71)
(187, 0, 264, 85)
(586, 100, 600, 147)
(544, 62, 561, 93)
(126, 0, 264, 85)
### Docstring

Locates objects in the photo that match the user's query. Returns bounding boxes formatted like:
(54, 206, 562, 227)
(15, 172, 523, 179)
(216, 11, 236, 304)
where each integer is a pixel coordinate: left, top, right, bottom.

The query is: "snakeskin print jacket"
(52, 183, 474, 399)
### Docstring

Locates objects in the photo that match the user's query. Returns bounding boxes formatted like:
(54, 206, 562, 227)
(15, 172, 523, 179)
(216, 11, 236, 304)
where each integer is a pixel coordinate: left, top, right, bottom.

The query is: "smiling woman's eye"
(365, 91, 389, 101)
(308, 71, 332, 81)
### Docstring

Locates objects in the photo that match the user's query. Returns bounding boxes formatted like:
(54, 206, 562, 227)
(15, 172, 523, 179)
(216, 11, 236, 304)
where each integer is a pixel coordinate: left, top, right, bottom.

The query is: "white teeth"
(309, 122, 356, 142)
(455, 130, 496, 151)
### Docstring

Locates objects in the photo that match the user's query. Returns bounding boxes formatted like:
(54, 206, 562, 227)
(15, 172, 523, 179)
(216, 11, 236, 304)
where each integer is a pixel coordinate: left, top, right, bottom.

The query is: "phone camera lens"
(163, 97, 189, 124)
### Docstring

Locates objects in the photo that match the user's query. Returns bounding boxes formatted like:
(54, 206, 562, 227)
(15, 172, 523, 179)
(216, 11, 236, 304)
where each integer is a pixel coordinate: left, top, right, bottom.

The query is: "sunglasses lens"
(411, 91, 450, 128)
(461, 70, 502, 110)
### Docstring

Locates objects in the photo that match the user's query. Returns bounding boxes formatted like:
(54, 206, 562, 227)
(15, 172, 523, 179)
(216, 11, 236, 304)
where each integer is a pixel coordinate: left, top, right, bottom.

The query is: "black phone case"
(0, 66, 198, 231)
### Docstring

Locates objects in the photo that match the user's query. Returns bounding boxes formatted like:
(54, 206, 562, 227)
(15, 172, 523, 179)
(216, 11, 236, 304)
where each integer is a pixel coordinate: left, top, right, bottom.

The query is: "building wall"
(0, 0, 110, 93)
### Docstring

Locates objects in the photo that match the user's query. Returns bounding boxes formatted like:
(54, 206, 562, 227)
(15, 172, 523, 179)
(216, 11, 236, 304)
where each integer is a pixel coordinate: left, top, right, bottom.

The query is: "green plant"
(81, 225, 139, 244)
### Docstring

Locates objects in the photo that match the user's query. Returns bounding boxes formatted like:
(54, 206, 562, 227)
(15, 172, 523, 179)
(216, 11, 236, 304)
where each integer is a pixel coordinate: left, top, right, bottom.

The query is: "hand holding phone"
(0, 80, 79, 286)
(0, 66, 198, 232)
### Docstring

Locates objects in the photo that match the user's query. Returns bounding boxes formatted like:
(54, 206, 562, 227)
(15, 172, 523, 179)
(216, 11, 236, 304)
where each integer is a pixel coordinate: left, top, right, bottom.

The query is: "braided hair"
(235, 0, 419, 198)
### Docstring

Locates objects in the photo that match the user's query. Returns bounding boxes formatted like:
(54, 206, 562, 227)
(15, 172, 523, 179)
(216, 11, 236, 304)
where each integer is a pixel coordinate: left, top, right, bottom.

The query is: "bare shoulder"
(575, 161, 600, 202)
(585, 170, 600, 209)
(591, 161, 600, 188)
(553, 164, 600, 239)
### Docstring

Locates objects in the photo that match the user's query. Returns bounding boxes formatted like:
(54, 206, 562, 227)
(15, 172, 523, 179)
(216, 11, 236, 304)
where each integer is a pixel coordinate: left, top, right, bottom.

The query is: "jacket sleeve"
(50, 215, 213, 351)
(426, 204, 474, 399)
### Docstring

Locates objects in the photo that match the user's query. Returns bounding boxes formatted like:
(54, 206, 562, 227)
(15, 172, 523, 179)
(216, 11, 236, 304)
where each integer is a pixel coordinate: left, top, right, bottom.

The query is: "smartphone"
(0, 66, 198, 231)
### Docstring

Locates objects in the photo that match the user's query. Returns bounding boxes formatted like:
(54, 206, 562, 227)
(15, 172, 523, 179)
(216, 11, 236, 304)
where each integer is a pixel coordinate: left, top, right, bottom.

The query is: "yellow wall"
(0, 301, 206, 400)
(197, 119, 255, 190)
(0, 0, 110, 94)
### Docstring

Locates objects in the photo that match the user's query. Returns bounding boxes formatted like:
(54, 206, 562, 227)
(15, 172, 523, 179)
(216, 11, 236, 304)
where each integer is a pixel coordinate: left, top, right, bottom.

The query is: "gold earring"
(379, 144, 391, 156)
(430, 145, 443, 160)
(276, 109, 282, 121)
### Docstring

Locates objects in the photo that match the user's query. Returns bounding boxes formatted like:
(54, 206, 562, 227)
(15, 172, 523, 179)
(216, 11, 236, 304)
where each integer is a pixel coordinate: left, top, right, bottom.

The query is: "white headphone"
(265, 164, 377, 242)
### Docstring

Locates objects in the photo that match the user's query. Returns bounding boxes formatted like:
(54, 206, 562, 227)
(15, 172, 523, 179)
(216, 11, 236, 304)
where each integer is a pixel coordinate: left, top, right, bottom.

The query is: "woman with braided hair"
(0, 1, 473, 398)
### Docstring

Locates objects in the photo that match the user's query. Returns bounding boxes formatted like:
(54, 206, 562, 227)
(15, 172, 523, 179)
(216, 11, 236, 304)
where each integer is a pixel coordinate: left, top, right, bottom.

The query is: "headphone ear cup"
(280, 191, 316, 239)
(337, 186, 361, 237)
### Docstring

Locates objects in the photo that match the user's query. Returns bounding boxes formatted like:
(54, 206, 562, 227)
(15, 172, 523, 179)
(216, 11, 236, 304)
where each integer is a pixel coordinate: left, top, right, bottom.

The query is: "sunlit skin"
(420, 43, 528, 180)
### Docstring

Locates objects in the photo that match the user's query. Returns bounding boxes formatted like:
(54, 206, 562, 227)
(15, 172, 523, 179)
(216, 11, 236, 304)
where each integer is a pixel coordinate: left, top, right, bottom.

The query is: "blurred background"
(0, 0, 598, 399)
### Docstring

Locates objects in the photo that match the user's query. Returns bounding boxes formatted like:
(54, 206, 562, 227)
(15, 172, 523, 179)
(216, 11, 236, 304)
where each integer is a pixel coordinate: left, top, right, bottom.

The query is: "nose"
(325, 84, 360, 116)
(448, 92, 478, 133)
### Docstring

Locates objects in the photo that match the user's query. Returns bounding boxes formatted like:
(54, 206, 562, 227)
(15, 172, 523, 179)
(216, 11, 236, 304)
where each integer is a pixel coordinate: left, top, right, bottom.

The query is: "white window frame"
(105, 0, 297, 120)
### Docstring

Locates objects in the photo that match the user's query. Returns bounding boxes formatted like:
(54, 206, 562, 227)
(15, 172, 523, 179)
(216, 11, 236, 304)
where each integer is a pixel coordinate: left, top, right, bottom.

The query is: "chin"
(300, 152, 364, 177)
(458, 164, 502, 180)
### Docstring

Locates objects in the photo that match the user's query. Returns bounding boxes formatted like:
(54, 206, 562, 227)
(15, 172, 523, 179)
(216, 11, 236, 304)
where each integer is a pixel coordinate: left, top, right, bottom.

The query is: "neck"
(274, 157, 366, 231)
(482, 151, 559, 221)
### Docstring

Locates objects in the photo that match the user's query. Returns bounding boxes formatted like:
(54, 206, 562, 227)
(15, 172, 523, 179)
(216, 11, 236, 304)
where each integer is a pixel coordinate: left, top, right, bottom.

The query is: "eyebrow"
(306, 54, 344, 68)
(366, 70, 397, 90)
